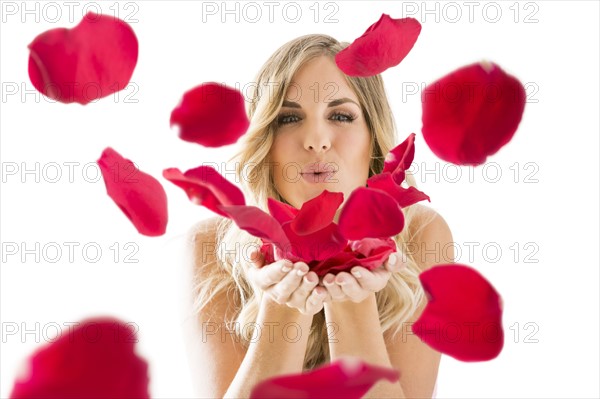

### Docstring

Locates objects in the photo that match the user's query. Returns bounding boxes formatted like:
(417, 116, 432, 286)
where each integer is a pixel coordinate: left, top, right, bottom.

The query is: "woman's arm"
(323, 207, 453, 399)
(323, 293, 407, 398)
(223, 295, 314, 398)
(182, 218, 315, 398)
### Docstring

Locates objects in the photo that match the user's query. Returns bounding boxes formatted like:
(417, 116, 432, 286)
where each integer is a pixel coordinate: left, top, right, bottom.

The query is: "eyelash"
(277, 111, 356, 125)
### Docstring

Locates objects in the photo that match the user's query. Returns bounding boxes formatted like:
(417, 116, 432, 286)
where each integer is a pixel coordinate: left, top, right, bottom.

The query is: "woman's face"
(269, 55, 372, 220)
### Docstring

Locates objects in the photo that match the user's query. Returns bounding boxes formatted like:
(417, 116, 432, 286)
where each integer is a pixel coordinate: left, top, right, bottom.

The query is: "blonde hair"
(192, 34, 436, 371)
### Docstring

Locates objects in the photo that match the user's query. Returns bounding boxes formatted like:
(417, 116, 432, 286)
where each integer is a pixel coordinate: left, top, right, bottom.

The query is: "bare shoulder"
(382, 205, 453, 398)
(407, 204, 455, 271)
(187, 216, 222, 244)
(186, 216, 222, 270)
(182, 217, 246, 398)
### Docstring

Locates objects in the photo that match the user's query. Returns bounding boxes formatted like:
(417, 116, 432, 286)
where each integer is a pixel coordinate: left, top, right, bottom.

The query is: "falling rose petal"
(382, 133, 416, 185)
(281, 221, 347, 262)
(267, 197, 299, 225)
(218, 204, 291, 253)
(10, 317, 149, 398)
(335, 14, 421, 77)
(170, 82, 250, 147)
(367, 172, 430, 208)
(290, 190, 344, 235)
(98, 147, 168, 237)
(338, 187, 404, 240)
(163, 166, 245, 218)
(250, 357, 399, 399)
(421, 61, 526, 165)
(413, 264, 504, 361)
(28, 12, 138, 105)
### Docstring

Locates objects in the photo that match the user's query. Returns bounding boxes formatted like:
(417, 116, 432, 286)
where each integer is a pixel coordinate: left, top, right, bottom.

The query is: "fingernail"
(303, 275, 315, 284)
(388, 254, 397, 266)
(337, 278, 346, 285)
(352, 270, 362, 278)
(281, 262, 292, 272)
(297, 267, 308, 276)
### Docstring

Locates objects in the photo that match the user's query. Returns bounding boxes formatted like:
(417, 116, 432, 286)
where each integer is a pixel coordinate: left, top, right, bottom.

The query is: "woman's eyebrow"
(282, 97, 359, 108)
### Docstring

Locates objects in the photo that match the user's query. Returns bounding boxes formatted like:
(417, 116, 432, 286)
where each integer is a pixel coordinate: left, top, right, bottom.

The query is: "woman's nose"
(303, 128, 331, 152)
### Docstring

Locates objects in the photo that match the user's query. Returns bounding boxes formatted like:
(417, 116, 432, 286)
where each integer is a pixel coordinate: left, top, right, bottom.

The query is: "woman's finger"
(385, 251, 408, 272)
(350, 266, 380, 292)
(252, 259, 294, 290)
(323, 273, 345, 301)
(269, 262, 309, 304)
(303, 286, 327, 314)
(337, 272, 363, 301)
(287, 271, 319, 307)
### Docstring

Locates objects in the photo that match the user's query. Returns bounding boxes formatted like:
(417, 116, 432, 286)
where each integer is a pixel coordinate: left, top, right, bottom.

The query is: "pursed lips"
(300, 162, 339, 175)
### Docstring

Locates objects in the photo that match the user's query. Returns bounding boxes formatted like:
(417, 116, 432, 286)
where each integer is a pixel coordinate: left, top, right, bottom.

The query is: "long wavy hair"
(191, 34, 436, 371)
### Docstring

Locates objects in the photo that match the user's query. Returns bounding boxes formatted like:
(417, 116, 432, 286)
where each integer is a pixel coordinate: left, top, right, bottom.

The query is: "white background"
(1, 1, 599, 397)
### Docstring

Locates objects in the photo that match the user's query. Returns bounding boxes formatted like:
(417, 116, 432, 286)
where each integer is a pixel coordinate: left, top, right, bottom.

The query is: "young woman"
(182, 34, 454, 398)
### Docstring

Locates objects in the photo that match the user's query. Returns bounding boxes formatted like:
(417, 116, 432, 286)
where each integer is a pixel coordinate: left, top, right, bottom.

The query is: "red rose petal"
(281, 221, 347, 262)
(170, 82, 250, 147)
(335, 14, 421, 77)
(10, 317, 149, 398)
(367, 172, 430, 208)
(309, 250, 357, 277)
(28, 12, 138, 104)
(98, 147, 168, 237)
(413, 264, 504, 361)
(162, 166, 245, 218)
(267, 197, 299, 225)
(290, 190, 344, 235)
(382, 133, 416, 185)
(421, 62, 526, 165)
(218, 204, 291, 253)
(311, 237, 396, 276)
(250, 357, 399, 399)
(338, 187, 404, 240)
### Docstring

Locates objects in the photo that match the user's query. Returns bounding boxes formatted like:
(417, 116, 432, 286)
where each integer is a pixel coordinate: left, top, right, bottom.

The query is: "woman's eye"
(276, 112, 356, 126)
(331, 112, 355, 123)
(278, 113, 299, 125)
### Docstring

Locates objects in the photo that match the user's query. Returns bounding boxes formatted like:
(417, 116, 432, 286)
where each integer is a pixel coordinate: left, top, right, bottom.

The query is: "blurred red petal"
(338, 187, 404, 240)
(290, 190, 344, 235)
(27, 12, 138, 104)
(250, 357, 399, 399)
(163, 166, 245, 218)
(267, 197, 299, 225)
(335, 14, 421, 77)
(218, 205, 291, 253)
(413, 264, 504, 361)
(382, 133, 416, 185)
(421, 62, 526, 165)
(10, 317, 149, 398)
(170, 82, 250, 147)
(281, 221, 347, 261)
(98, 147, 168, 236)
(367, 172, 430, 208)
